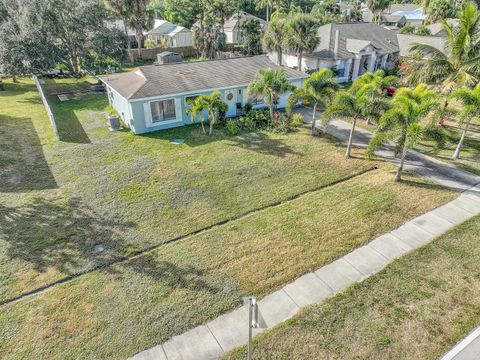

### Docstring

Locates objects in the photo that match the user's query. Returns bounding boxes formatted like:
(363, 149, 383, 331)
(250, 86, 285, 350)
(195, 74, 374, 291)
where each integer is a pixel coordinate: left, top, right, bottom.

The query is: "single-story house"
(380, 14, 407, 28)
(146, 20, 193, 48)
(268, 23, 399, 82)
(101, 56, 306, 134)
(223, 11, 267, 45)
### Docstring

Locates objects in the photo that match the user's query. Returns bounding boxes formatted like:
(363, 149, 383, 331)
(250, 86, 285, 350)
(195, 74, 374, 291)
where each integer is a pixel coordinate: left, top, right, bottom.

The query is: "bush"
(226, 120, 240, 135)
(290, 113, 304, 127)
(399, 23, 415, 34)
(415, 25, 431, 36)
(244, 103, 253, 113)
(274, 115, 291, 133)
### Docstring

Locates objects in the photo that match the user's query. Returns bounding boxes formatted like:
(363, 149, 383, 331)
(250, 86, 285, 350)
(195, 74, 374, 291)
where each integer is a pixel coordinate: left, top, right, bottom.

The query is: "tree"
(0, 0, 57, 81)
(323, 77, 391, 158)
(128, 0, 154, 56)
(104, 0, 133, 61)
(366, 0, 390, 23)
(263, 15, 287, 65)
(449, 84, 480, 159)
(287, 69, 338, 134)
(284, 13, 319, 71)
(241, 19, 262, 55)
(162, 0, 202, 28)
(187, 92, 228, 135)
(248, 68, 295, 121)
(256, 0, 275, 21)
(367, 84, 440, 181)
(426, 0, 456, 23)
(407, 1, 480, 92)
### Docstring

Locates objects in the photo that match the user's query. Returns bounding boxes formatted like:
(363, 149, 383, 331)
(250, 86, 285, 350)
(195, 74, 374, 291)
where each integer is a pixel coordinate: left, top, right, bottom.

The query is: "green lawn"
(223, 215, 480, 360)
(0, 78, 456, 359)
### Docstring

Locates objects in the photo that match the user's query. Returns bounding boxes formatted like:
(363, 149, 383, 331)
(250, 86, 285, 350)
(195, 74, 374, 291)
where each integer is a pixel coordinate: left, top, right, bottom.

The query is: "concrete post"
(351, 57, 361, 80)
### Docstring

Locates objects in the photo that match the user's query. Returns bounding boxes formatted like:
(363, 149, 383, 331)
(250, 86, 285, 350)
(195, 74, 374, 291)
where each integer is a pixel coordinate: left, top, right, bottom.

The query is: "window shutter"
(143, 102, 152, 126)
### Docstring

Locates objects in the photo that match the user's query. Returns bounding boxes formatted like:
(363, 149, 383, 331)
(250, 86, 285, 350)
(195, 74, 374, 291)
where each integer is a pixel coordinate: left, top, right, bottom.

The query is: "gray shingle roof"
(309, 23, 399, 60)
(223, 11, 266, 30)
(102, 56, 306, 100)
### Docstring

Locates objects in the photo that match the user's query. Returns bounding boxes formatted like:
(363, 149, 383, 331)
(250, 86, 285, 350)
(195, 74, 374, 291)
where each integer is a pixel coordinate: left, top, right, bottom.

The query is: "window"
(249, 96, 264, 105)
(337, 67, 345, 77)
(185, 95, 199, 109)
(150, 99, 176, 122)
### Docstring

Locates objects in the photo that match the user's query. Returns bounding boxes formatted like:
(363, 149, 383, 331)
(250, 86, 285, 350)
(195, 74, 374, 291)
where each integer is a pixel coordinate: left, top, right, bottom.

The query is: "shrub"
(399, 23, 415, 34)
(415, 25, 431, 36)
(145, 38, 156, 49)
(244, 103, 253, 113)
(275, 115, 291, 133)
(226, 120, 240, 135)
(290, 113, 304, 127)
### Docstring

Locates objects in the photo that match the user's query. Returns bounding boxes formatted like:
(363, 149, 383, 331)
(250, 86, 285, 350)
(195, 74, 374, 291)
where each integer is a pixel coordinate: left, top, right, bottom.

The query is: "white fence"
(33, 75, 59, 140)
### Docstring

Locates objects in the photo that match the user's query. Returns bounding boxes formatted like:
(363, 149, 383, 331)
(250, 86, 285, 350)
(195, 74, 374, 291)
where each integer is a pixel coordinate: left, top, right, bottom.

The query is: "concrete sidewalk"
(130, 185, 480, 360)
(440, 326, 480, 360)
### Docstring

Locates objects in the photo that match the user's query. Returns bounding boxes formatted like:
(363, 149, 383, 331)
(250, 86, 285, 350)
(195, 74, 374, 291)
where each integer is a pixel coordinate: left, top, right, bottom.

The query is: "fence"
(34, 75, 59, 140)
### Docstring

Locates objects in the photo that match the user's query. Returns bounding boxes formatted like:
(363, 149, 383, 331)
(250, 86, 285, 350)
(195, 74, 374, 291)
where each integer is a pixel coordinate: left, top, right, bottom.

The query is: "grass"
(0, 78, 456, 359)
(223, 215, 480, 360)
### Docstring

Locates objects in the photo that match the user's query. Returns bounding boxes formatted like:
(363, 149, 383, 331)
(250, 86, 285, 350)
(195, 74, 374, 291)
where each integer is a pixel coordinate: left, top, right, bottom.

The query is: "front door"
(236, 89, 243, 114)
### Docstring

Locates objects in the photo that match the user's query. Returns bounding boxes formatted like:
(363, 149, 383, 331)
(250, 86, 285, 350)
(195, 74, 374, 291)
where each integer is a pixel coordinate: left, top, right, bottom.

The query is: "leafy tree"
(162, 0, 202, 28)
(399, 22, 415, 34)
(248, 68, 295, 121)
(367, 84, 440, 181)
(104, 0, 133, 60)
(241, 19, 262, 55)
(284, 13, 319, 71)
(287, 69, 338, 134)
(0, 0, 57, 81)
(263, 14, 287, 65)
(449, 84, 480, 159)
(426, 0, 457, 23)
(255, 0, 276, 21)
(187, 91, 228, 135)
(366, 0, 391, 23)
(350, 69, 398, 96)
(128, 0, 154, 55)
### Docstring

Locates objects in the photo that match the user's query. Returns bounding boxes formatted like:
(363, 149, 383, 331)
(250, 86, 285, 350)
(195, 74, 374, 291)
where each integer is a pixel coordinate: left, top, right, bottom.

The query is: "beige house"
(223, 12, 267, 45)
(147, 20, 193, 48)
(268, 23, 399, 82)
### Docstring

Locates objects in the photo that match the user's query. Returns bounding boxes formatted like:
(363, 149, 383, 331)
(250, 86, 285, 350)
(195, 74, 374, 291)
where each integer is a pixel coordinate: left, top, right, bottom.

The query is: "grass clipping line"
(0, 166, 378, 308)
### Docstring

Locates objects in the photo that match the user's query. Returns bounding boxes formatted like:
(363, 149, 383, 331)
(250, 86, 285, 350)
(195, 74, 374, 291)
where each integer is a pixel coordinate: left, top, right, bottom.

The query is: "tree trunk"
(452, 118, 471, 160)
(297, 51, 303, 71)
(345, 117, 357, 158)
(209, 111, 215, 135)
(12, 75, 18, 83)
(311, 102, 317, 135)
(395, 145, 407, 182)
(200, 120, 206, 134)
(278, 48, 283, 66)
(136, 32, 142, 56)
(266, 6, 270, 22)
(124, 18, 134, 63)
(269, 105, 275, 122)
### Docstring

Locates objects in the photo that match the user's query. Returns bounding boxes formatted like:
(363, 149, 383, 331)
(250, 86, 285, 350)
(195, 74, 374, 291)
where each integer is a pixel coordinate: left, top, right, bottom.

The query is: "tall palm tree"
(263, 15, 286, 66)
(256, 0, 275, 21)
(407, 1, 480, 92)
(366, 0, 390, 23)
(286, 69, 339, 134)
(128, 0, 153, 56)
(349, 69, 398, 95)
(367, 84, 439, 181)
(284, 13, 319, 71)
(104, 0, 133, 61)
(449, 84, 480, 159)
(187, 91, 228, 135)
(248, 68, 294, 121)
(323, 85, 390, 158)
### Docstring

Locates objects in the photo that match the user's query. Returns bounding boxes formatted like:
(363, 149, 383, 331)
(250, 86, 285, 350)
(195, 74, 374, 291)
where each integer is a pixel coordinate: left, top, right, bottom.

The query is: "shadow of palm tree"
(226, 132, 303, 158)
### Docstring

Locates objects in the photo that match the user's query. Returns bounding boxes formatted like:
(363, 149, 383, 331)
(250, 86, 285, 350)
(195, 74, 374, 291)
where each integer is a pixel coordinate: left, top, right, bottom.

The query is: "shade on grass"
(223, 215, 480, 360)
(0, 79, 456, 359)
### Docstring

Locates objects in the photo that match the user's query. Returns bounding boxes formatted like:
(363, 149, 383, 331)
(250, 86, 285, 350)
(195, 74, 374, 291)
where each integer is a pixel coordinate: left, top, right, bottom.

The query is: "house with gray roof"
(101, 56, 306, 134)
(223, 11, 267, 45)
(268, 22, 399, 82)
(362, 3, 425, 26)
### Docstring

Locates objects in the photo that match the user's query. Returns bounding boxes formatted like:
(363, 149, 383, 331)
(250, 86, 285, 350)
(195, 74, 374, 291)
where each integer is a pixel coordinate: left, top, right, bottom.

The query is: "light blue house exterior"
(102, 56, 307, 134)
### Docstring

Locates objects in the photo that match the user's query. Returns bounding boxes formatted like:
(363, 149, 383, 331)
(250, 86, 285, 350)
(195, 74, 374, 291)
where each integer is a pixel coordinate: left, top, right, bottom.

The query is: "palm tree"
(349, 69, 398, 95)
(449, 84, 480, 159)
(367, 84, 439, 181)
(286, 69, 339, 135)
(366, 0, 390, 23)
(407, 1, 480, 92)
(104, 0, 133, 61)
(284, 13, 319, 71)
(187, 91, 228, 135)
(256, 0, 275, 21)
(263, 15, 286, 66)
(128, 0, 153, 56)
(248, 68, 294, 121)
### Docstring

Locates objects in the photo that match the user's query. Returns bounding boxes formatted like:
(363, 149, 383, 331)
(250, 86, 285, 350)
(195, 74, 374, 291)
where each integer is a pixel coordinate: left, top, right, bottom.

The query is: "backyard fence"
(34, 75, 59, 140)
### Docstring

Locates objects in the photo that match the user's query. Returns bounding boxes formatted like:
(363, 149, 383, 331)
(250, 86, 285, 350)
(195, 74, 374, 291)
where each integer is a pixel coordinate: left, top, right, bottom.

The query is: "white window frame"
(144, 98, 180, 128)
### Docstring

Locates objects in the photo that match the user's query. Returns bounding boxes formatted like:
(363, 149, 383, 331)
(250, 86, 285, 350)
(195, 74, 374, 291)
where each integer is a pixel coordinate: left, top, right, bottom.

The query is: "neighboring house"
(146, 20, 193, 48)
(101, 56, 306, 134)
(380, 14, 407, 29)
(268, 23, 399, 82)
(397, 33, 447, 57)
(426, 18, 459, 36)
(223, 11, 267, 44)
(362, 4, 425, 26)
(106, 20, 144, 48)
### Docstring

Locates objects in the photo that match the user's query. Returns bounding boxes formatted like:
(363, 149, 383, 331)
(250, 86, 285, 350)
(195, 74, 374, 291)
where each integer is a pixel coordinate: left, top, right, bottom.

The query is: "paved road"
(294, 106, 480, 194)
